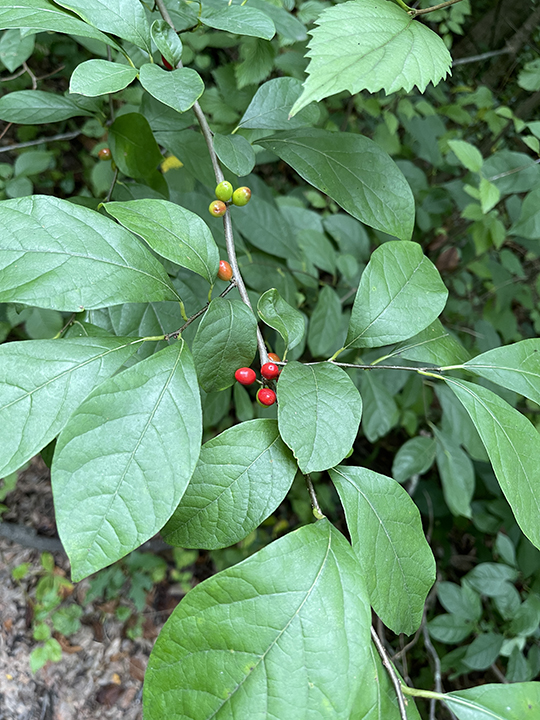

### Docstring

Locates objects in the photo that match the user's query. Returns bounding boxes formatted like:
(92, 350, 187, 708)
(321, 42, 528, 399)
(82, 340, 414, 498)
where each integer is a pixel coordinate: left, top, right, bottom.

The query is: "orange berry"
(209, 200, 227, 217)
(217, 260, 233, 282)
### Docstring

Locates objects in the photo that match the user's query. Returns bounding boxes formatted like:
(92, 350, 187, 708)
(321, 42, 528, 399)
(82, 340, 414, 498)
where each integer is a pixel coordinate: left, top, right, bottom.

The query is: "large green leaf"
(52, 340, 202, 581)
(345, 241, 448, 349)
(0, 0, 120, 49)
(139, 64, 204, 114)
(70, 59, 137, 97)
(277, 361, 362, 473)
(162, 419, 297, 549)
(144, 520, 372, 720)
(237, 77, 319, 131)
(231, 196, 301, 260)
(201, 5, 275, 40)
(192, 297, 258, 393)
(105, 199, 219, 284)
(0, 195, 178, 310)
(463, 339, 540, 405)
(291, 0, 451, 115)
(258, 129, 415, 240)
(213, 133, 255, 177)
(54, 0, 151, 52)
(257, 288, 304, 352)
(109, 113, 163, 180)
(444, 683, 540, 720)
(0, 337, 141, 477)
(446, 377, 540, 550)
(330, 465, 435, 635)
(0, 91, 93, 124)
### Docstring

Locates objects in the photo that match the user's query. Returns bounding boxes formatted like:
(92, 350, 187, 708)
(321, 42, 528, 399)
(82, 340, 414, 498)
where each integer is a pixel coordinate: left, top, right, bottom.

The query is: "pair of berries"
(209, 182, 251, 218)
(235, 357, 281, 406)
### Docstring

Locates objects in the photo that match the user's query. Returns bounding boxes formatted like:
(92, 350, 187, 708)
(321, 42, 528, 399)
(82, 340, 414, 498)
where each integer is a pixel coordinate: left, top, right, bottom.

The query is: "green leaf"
(330, 465, 435, 635)
(54, 0, 151, 52)
(297, 229, 336, 274)
(464, 562, 518, 597)
(433, 427, 475, 519)
(69, 59, 137, 97)
(250, 0, 306, 44)
(258, 129, 415, 240)
(345, 241, 448, 349)
(109, 112, 163, 179)
(144, 520, 371, 720)
(448, 140, 483, 173)
(464, 633, 504, 671)
(0, 1, 121, 50)
(483, 151, 540, 196)
(479, 177, 500, 214)
(0, 90, 93, 124)
(213, 133, 255, 177)
(14, 150, 54, 177)
(392, 320, 470, 366)
(237, 77, 318, 131)
(105, 199, 219, 284)
(201, 5, 275, 40)
(277, 361, 362, 473)
(0, 195, 178, 310)
(257, 288, 304, 352)
(52, 341, 202, 581)
(151, 19, 183, 68)
(0, 28, 35, 72)
(139, 64, 204, 114)
(438, 581, 482, 623)
(428, 614, 474, 644)
(192, 298, 258, 393)
(518, 58, 540, 92)
(307, 285, 342, 358)
(231, 196, 300, 260)
(0, 337, 142, 478)
(463, 340, 540, 406)
(510, 187, 540, 240)
(360, 372, 399, 443)
(392, 436, 436, 484)
(446, 377, 540, 550)
(162, 419, 297, 549)
(444, 683, 540, 720)
(291, 0, 451, 116)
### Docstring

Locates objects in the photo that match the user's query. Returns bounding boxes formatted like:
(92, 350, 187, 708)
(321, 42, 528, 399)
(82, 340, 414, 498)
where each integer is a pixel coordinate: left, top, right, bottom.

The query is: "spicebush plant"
(1, 0, 540, 717)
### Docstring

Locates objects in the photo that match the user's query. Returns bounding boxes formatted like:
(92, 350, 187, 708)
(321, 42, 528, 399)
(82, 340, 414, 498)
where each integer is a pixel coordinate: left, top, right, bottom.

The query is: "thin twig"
(422, 626, 442, 720)
(107, 46, 115, 122)
(305, 474, 325, 519)
(155, 0, 268, 366)
(165, 282, 237, 340)
(0, 130, 82, 153)
(491, 662, 509, 683)
(104, 166, 119, 203)
(410, 0, 463, 16)
(23, 61, 37, 90)
(1, 67, 26, 82)
(452, 48, 511, 66)
(371, 626, 408, 720)
(327, 360, 444, 373)
(0, 122, 12, 141)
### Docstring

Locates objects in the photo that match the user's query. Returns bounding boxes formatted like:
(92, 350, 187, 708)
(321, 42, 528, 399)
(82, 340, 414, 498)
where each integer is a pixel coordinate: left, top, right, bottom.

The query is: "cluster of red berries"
(234, 354, 281, 406)
(209, 181, 251, 218)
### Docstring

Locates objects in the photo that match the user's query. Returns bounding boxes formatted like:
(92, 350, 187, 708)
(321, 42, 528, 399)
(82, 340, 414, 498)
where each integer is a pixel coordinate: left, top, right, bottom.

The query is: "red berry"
(235, 367, 256, 385)
(98, 147, 111, 161)
(217, 260, 233, 282)
(232, 186, 251, 207)
(209, 200, 227, 218)
(257, 388, 276, 406)
(267, 352, 280, 363)
(261, 362, 280, 380)
(162, 54, 174, 70)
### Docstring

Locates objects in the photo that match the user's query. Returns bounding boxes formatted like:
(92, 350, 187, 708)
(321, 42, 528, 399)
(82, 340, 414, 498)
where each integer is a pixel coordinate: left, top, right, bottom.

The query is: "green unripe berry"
(232, 186, 251, 207)
(215, 181, 233, 202)
(209, 200, 227, 218)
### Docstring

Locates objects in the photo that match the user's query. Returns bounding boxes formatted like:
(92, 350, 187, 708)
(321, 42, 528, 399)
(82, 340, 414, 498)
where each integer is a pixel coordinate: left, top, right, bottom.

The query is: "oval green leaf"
(70, 59, 137, 97)
(213, 133, 255, 177)
(151, 19, 183, 68)
(238, 77, 319, 131)
(444, 682, 540, 720)
(0, 90, 93, 124)
(139, 64, 204, 114)
(200, 5, 275, 40)
(109, 112, 163, 180)
(257, 288, 304, 352)
(231, 195, 301, 260)
(52, 340, 202, 581)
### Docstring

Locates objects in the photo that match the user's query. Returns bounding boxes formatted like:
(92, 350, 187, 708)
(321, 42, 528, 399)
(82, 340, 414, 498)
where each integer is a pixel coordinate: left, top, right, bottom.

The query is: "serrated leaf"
(258, 129, 415, 240)
(0, 195, 178, 310)
(52, 341, 202, 581)
(392, 320, 470, 366)
(0, 1, 121, 50)
(201, 5, 275, 40)
(139, 64, 204, 114)
(162, 419, 297, 549)
(0, 90, 93, 124)
(330, 465, 435, 635)
(109, 112, 163, 179)
(0, 337, 141, 477)
(277, 361, 362, 473)
(192, 298, 258, 393)
(144, 520, 371, 720)
(345, 241, 448, 350)
(257, 288, 304, 352)
(213, 133, 255, 177)
(433, 427, 475, 518)
(69, 59, 137, 97)
(291, 0, 451, 116)
(151, 19, 183, 68)
(444, 683, 540, 720)
(105, 199, 219, 284)
(54, 0, 151, 52)
(237, 77, 318, 130)
(445, 377, 540, 550)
